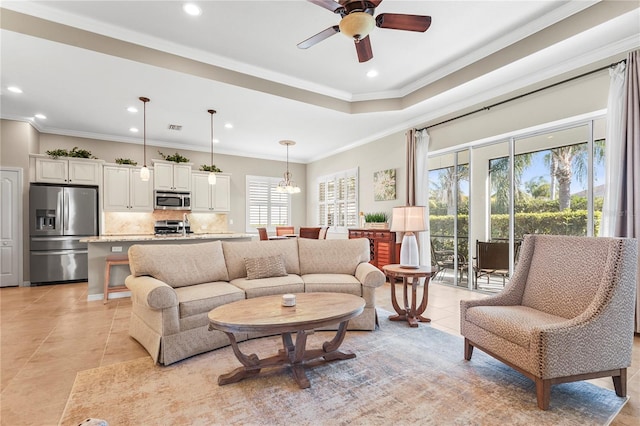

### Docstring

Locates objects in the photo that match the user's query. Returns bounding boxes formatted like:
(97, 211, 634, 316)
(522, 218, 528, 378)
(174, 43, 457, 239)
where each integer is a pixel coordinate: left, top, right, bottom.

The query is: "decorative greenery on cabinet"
(157, 151, 190, 163)
(46, 147, 97, 159)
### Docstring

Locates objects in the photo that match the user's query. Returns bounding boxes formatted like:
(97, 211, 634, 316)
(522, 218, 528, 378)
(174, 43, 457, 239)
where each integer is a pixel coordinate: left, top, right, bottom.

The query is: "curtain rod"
(417, 59, 626, 132)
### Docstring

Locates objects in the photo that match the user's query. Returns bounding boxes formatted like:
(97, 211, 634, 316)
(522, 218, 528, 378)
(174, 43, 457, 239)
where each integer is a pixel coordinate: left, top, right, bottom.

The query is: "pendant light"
(276, 140, 301, 194)
(139, 96, 150, 181)
(207, 109, 217, 185)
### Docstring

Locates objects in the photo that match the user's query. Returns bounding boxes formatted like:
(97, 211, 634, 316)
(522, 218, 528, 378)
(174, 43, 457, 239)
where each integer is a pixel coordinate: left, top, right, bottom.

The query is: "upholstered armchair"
(461, 234, 637, 410)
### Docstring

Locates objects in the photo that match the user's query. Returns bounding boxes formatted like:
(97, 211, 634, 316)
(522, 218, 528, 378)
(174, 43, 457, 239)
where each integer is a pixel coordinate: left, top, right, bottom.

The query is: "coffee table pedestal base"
(218, 320, 353, 388)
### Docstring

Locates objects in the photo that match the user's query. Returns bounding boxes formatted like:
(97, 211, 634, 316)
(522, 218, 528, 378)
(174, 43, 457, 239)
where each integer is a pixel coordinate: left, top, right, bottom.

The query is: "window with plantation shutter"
(317, 168, 358, 233)
(246, 176, 290, 232)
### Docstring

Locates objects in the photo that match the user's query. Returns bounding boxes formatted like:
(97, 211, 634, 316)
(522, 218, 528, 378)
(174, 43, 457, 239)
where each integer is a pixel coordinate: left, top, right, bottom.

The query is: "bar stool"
(104, 253, 130, 304)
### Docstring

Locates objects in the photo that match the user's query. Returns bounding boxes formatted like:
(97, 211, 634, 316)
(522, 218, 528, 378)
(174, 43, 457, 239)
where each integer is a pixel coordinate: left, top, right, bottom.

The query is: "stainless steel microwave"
(154, 191, 191, 210)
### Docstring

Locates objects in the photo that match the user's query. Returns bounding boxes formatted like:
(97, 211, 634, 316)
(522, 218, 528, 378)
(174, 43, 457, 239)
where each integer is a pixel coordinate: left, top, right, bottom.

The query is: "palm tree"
(544, 140, 605, 210)
(489, 154, 533, 214)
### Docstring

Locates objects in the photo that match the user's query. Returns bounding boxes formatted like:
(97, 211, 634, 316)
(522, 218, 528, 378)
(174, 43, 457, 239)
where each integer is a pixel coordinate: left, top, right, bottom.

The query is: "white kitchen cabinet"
(103, 165, 154, 212)
(152, 160, 192, 191)
(34, 156, 102, 185)
(191, 173, 230, 212)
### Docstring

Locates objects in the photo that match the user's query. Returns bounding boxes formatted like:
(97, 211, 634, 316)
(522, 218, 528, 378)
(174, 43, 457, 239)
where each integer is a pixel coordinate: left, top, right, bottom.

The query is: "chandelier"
(276, 140, 301, 194)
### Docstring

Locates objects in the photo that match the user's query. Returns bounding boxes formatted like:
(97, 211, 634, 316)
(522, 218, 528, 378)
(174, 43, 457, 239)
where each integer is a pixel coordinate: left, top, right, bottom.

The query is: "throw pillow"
(245, 255, 288, 280)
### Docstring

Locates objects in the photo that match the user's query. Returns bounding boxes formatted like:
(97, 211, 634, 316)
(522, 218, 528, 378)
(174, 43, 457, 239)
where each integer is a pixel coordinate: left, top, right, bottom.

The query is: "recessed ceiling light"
(8, 86, 22, 93)
(224, 123, 233, 129)
(127, 106, 138, 113)
(183, 3, 202, 16)
(35, 113, 47, 119)
(214, 138, 220, 144)
(366, 70, 378, 78)
(130, 127, 139, 133)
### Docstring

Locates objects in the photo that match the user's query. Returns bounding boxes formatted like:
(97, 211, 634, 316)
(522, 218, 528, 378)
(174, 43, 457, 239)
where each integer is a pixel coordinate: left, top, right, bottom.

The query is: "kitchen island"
(81, 233, 253, 301)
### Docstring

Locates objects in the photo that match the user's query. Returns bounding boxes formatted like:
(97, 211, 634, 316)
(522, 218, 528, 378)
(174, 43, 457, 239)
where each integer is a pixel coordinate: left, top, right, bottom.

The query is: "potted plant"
(364, 212, 388, 229)
(115, 158, 137, 166)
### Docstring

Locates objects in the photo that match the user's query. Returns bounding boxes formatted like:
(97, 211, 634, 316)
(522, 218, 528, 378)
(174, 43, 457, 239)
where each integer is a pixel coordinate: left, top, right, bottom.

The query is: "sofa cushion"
(245, 255, 288, 280)
(298, 238, 370, 275)
(223, 239, 300, 280)
(302, 273, 362, 296)
(230, 274, 304, 298)
(465, 305, 566, 348)
(128, 241, 229, 288)
(174, 281, 245, 318)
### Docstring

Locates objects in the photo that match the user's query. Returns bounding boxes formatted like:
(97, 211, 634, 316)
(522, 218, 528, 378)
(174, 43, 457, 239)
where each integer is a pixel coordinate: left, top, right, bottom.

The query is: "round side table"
(382, 264, 436, 328)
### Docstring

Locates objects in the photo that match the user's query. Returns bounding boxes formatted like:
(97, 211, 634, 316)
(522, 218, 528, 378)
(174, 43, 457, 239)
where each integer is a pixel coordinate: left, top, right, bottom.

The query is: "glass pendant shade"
(140, 166, 150, 182)
(208, 109, 217, 185)
(139, 96, 150, 182)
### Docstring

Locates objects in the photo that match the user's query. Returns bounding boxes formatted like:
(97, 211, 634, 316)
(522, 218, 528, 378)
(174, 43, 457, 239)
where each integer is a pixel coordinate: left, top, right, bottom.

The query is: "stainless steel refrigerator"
(29, 184, 98, 284)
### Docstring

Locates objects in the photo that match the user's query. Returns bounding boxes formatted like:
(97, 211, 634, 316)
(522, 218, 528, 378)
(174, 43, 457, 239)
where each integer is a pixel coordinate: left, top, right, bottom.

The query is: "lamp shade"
(390, 206, 426, 233)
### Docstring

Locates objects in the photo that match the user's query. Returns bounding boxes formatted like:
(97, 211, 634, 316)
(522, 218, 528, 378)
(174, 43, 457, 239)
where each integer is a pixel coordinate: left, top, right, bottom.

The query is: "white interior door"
(0, 169, 23, 287)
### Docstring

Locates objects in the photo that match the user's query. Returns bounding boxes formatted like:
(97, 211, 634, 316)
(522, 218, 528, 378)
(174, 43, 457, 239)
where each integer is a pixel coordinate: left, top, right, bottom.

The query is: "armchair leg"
(612, 368, 627, 397)
(535, 378, 551, 410)
(464, 338, 474, 360)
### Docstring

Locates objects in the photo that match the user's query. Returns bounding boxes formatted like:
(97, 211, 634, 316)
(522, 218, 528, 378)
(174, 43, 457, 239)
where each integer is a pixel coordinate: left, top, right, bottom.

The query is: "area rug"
(60, 310, 626, 425)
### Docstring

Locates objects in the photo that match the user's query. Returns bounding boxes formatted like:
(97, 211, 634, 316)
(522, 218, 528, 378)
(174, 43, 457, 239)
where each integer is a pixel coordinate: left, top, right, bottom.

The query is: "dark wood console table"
(348, 228, 400, 270)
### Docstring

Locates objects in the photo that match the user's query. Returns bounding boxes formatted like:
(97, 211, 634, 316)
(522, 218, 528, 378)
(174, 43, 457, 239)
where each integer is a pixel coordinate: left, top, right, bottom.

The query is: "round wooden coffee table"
(208, 292, 365, 388)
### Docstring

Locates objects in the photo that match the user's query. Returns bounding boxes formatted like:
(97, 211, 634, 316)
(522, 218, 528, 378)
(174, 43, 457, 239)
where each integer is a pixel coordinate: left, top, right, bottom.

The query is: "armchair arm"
(355, 262, 385, 288)
(125, 275, 178, 310)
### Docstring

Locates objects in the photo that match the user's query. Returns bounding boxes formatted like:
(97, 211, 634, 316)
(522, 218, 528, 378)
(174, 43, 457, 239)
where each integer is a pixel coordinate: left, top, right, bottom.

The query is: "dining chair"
(318, 227, 328, 239)
(257, 227, 269, 241)
(299, 227, 321, 239)
(275, 226, 295, 236)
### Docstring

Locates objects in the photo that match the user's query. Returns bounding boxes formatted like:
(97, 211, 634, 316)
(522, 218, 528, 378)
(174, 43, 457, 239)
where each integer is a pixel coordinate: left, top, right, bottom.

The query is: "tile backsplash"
(103, 211, 228, 235)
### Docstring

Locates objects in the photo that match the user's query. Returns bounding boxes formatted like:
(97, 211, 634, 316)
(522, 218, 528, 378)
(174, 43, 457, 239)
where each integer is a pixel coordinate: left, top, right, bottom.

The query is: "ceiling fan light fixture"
(339, 12, 374, 41)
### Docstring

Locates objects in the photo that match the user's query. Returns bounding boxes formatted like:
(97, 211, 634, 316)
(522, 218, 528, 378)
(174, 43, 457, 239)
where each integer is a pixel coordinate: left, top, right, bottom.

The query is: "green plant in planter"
(200, 165, 222, 173)
(158, 151, 190, 163)
(115, 158, 138, 166)
(364, 212, 388, 223)
(46, 147, 96, 159)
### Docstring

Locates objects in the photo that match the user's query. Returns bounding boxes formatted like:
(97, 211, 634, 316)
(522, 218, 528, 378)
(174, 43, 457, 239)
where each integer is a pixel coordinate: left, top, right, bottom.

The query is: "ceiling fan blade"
(375, 13, 432, 32)
(355, 36, 373, 63)
(297, 25, 340, 49)
(307, 0, 343, 13)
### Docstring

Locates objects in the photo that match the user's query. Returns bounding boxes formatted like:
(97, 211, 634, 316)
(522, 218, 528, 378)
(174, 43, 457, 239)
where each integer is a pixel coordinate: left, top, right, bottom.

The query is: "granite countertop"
(81, 233, 253, 243)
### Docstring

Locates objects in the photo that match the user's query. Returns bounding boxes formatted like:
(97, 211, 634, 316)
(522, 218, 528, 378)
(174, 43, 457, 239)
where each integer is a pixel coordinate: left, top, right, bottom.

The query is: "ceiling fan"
(297, 0, 432, 63)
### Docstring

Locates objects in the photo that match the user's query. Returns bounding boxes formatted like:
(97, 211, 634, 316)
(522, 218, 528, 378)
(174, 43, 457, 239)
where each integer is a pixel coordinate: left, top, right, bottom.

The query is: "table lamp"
(390, 206, 426, 269)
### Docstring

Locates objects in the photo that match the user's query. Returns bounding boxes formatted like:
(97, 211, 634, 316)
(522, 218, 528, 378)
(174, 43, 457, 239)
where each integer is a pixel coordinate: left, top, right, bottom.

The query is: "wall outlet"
(111, 246, 123, 253)
(229, 219, 234, 225)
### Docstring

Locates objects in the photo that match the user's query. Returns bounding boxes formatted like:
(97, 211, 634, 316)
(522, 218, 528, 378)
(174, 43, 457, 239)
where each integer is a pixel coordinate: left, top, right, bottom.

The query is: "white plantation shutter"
(246, 176, 290, 231)
(317, 168, 358, 232)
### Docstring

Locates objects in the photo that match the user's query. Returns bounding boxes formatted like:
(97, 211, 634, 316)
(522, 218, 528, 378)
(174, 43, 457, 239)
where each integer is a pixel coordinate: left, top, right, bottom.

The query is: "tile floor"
(1, 281, 638, 425)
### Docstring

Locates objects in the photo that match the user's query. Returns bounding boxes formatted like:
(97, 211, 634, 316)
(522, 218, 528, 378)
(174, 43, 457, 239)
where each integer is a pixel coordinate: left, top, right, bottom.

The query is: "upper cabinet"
(191, 173, 230, 212)
(32, 156, 103, 185)
(103, 165, 154, 212)
(152, 160, 192, 191)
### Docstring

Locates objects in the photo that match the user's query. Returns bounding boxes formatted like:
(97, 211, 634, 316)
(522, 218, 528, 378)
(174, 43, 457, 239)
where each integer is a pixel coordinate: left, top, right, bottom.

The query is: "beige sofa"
(125, 237, 385, 365)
